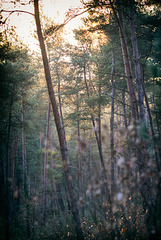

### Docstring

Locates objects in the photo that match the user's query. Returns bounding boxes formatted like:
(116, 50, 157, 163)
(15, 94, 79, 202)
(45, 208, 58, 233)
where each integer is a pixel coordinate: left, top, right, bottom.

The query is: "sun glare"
(1, 0, 86, 51)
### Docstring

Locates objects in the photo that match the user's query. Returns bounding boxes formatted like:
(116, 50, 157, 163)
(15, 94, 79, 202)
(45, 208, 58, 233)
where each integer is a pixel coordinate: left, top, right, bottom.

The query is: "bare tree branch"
(44, 7, 91, 38)
(1, 9, 34, 23)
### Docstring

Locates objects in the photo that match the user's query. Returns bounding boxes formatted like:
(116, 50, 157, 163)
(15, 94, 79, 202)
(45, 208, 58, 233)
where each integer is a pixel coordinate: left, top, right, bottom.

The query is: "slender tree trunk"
(98, 80, 107, 201)
(40, 131, 43, 199)
(12, 131, 18, 186)
(98, 84, 102, 146)
(142, 76, 160, 170)
(40, 130, 44, 225)
(34, 1, 83, 238)
(122, 89, 128, 128)
(110, 51, 115, 194)
(77, 92, 84, 217)
(57, 184, 65, 212)
(22, 98, 31, 238)
(129, 0, 145, 121)
(6, 97, 13, 187)
(12, 131, 18, 209)
(5, 97, 13, 240)
(22, 99, 31, 238)
(89, 132, 93, 183)
(155, 112, 160, 136)
(42, 101, 50, 224)
(110, 0, 138, 120)
(56, 66, 64, 127)
(22, 99, 27, 179)
(83, 55, 107, 186)
(50, 125, 60, 214)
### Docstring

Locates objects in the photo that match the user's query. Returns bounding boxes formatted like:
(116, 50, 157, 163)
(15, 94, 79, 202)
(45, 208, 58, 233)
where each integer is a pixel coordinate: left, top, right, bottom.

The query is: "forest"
(0, 0, 161, 239)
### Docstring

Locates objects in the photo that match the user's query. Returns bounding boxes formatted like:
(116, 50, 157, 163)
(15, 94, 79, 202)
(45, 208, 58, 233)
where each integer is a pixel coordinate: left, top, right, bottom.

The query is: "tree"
(33, 0, 84, 239)
(0, 27, 36, 239)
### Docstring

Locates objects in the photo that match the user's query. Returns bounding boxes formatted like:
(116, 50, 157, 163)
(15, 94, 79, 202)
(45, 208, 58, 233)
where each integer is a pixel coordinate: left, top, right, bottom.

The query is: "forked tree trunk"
(34, 1, 83, 238)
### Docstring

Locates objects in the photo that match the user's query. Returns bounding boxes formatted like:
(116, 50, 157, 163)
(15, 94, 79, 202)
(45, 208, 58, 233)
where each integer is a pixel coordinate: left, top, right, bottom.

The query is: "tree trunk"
(129, 0, 145, 121)
(142, 75, 160, 171)
(34, 1, 83, 238)
(22, 98, 27, 179)
(12, 131, 18, 198)
(56, 65, 64, 127)
(110, 51, 115, 194)
(77, 92, 84, 217)
(40, 131, 43, 198)
(42, 101, 50, 225)
(83, 54, 107, 185)
(98, 84, 102, 146)
(110, 0, 138, 120)
(83, 54, 112, 210)
(122, 89, 128, 128)
(22, 98, 31, 238)
(50, 125, 60, 214)
(40, 129, 44, 225)
(5, 97, 13, 240)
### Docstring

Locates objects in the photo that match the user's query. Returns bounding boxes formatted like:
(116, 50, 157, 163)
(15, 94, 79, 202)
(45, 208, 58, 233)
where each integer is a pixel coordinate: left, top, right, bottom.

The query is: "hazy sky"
(1, 0, 85, 51)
